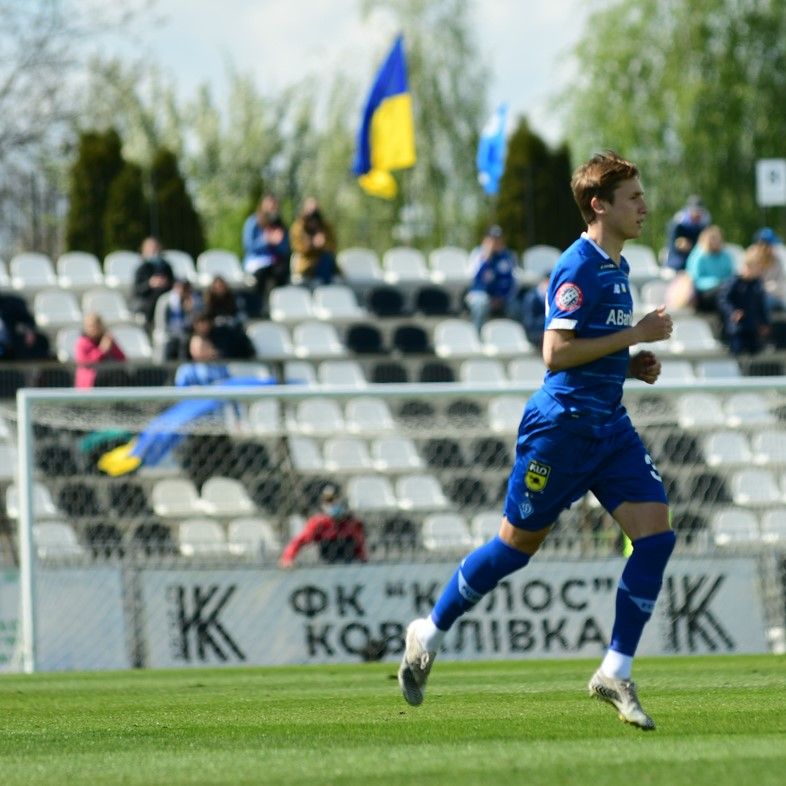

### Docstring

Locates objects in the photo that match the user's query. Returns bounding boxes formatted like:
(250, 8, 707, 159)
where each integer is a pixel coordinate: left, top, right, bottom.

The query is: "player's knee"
(499, 518, 550, 555)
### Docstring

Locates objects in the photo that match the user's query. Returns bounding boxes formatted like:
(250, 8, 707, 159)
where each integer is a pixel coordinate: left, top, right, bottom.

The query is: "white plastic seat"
(33, 289, 82, 329)
(695, 359, 741, 379)
(178, 518, 229, 556)
(345, 397, 395, 434)
(269, 285, 314, 324)
(9, 252, 56, 292)
(57, 252, 104, 291)
(422, 512, 474, 551)
(622, 243, 660, 282)
(488, 395, 526, 434)
(760, 509, 786, 543)
(287, 399, 345, 436)
(752, 430, 786, 466)
(292, 321, 346, 358)
(55, 327, 81, 363)
(347, 475, 398, 512)
(196, 249, 245, 287)
(725, 393, 776, 428)
(151, 478, 202, 518)
(670, 318, 721, 354)
(288, 437, 324, 473)
(639, 279, 669, 310)
(382, 247, 429, 287)
(371, 436, 423, 472)
(323, 437, 373, 472)
(711, 508, 760, 546)
(336, 247, 384, 289)
(283, 360, 316, 385)
(470, 511, 502, 544)
(522, 245, 560, 277)
(481, 319, 533, 358)
(0, 260, 10, 290)
(434, 318, 483, 358)
(247, 399, 282, 436)
(82, 287, 132, 324)
(460, 358, 507, 385)
(246, 322, 294, 361)
(226, 361, 273, 380)
(676, 392, 725, 429)
(702, 431, 752, 467)
(396, 474, 449, 511)
(200, 477, 256, 517)
(227, 517, 280, 556)
(429, 246, 471, 286)
(658, 360, 696, 382)
(103, 251, 141, 294)
(731, 468, 783, 507)
(163, 249, 198, 284)
(34, 521, 86, 560)
(508, 357, 546, 383)
(6, 482, 60, 519)
(318, 360, 367, 388)
(111, 324, 153, 360)
(312, 285, 366, 322)
(0, 443, 16, 481)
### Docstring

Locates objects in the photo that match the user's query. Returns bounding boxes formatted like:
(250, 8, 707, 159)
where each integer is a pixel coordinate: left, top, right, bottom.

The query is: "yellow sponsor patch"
(525, 459, 551, 492)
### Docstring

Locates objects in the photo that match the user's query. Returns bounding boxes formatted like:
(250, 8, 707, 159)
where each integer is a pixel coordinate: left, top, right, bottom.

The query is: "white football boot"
(588, 668, 656, 730)
(398, 619, 437, 706)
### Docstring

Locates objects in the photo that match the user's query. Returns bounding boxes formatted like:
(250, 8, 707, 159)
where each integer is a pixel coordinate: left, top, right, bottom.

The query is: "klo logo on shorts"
(525, 459, 551, 492)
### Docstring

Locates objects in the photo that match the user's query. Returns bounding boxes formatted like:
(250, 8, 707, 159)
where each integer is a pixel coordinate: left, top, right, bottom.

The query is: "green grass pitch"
(1, 655, 784, 785)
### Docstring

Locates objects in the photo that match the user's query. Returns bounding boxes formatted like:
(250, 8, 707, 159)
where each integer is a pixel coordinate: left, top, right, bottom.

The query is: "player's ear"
(590, 194, 606, 216)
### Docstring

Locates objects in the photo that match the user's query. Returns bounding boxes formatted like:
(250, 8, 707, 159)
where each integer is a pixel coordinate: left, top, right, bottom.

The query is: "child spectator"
(751, 228, 786, 313)
(74, 313, 126, 388)
(163, 279, 203, 360)
(202, 276, 254, 359)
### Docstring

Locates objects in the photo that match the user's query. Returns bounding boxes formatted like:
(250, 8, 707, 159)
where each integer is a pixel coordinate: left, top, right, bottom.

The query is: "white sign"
(756, 158, 786, 206)
(138, 557, 769, 668)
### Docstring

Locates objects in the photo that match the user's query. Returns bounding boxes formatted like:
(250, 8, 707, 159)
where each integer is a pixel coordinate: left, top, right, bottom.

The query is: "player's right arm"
(543, 306, 672, 372)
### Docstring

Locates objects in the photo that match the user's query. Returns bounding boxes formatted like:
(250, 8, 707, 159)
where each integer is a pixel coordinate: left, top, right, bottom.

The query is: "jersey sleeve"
(545, 256, 601, 332)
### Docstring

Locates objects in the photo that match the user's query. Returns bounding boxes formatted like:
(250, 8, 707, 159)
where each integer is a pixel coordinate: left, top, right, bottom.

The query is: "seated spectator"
(684, 225, 735, 312)
(521, 271, 550, 348)
(751, 228, 786, 313)
(665, 195, 711, 271)
(163, 279, 203, 360)
(279, 485, 367, 567)
(74, 313, 126, 388)
(717, 246, 770, 356)
(0, 293, 51, 360)
(242, 193, 291, 309)
(465, 225, 518, 334)
(174, 334, 231, 387)
(202, 276, 254, 359)
(290, 197, 340, 287)
(133, 237, 175, 327)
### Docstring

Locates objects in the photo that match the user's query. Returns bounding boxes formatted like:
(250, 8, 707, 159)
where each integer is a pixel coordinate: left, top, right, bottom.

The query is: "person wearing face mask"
(279, 485, 367, 567)
(242, 194, 291, 310)
(289, 197, 340, 288)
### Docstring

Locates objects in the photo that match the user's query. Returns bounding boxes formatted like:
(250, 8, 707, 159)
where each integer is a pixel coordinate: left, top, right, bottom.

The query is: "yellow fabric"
(358, 170, 398, 199)
(98, 441, 141, 477)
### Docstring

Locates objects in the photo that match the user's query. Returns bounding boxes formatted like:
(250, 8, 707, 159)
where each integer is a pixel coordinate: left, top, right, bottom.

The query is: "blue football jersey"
(529, 234, 634, 436)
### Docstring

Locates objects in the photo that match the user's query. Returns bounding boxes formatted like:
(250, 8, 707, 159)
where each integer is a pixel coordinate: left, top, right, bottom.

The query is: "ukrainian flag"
(352, 34, 416, 199)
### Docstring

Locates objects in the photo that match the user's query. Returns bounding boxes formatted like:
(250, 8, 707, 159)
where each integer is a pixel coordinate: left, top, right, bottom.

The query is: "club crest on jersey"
(525, 459, 551, 492)
(554, 282, 583, 312)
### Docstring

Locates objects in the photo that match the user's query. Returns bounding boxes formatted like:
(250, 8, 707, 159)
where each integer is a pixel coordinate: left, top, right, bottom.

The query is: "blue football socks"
(609, 530, 676, 657)
(431, 536, 531, 631)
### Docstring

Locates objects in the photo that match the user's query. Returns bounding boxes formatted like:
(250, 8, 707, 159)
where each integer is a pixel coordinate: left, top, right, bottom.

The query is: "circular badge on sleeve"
(554, 282, 583, 312)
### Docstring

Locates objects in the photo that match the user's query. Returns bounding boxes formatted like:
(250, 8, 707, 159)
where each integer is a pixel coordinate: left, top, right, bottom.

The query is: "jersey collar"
(580, 231, 611, 260)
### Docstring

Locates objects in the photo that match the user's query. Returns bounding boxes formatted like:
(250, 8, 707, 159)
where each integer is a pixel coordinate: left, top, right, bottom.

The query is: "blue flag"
(477, 103, 508, 196)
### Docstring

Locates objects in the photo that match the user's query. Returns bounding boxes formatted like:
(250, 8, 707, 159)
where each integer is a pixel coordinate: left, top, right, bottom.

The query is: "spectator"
(717, 246, 770, 356)
(174, 334, 231, 387)
(465, 225, 518, 334)
(665, 195, 711, 271)
(163, 279, 203, 360)
(74, 313, 126, 388)
(289, 197, 340, 287)
(133, 237, 175, 327)
(751, 228, 786, 313)
(0, 293, 51, 360)
(202, 276, 254, 359)
(242, 194, 291, 309)
(520, 271, 550, 348)
(279, 485, 367, 567)
(684, 225, 735, 312)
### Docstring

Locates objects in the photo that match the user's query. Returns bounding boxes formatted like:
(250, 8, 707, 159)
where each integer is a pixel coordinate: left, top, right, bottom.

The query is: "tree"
(65, 129, 125, 257)
(103, 161, 149, 253)
(562, 0, 786, 249)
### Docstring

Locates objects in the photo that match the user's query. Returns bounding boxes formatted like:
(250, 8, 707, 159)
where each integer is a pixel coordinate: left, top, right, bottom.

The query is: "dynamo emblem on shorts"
(518, 498, 534, 519)
(525, 459, 551, 492)
(554, 282, 583, 312)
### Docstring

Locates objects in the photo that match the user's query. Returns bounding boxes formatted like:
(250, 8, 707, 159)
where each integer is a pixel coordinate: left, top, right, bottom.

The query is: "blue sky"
(130, 0, 589, 144)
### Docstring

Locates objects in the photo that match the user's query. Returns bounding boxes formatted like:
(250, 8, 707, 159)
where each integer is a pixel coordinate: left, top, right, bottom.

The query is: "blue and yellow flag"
(352, 34, 416, 199)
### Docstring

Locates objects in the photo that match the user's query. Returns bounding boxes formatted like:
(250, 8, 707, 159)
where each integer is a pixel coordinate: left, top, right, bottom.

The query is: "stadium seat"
(670, 317, 721, 354)
(57, 251, 104, 291)
(418, 360, 455, 383)
(639, 279, 669, 311)
(196, 249, 245, 287)
(178, 518, 229, 556)
(345, 323, 385, 354)
(434, 318, 483, 358)
(317, 360, 367, 388)
(9, 252, 57, 292)
(85, 523, 124, 559)
(345, 397, 395, 434)
(396, 474, 450, 511)
(470, 511, 502, 544)
(459, 358, 507, 385)
(103, 250, 141, 294)
(725, 392, 776, 428)
(695, 359, 741, 379)
(151, 478, 203, 518)
(35, 443, 78, 478)
(730, 468, 783, 507)
(108, 481, 152, 517)
(521, 245, 560, 277)
(676, 392, 725, 429)
(371, 436, 423, 472)
(82, 287, 132, 324)
(0, 259, 10, 290)
(371, 361, 408, 384)
(367, 284, 406, 317)
(200, 477, 256, 517)
(414, 285, 453, 316)
(246, 322, 295, 360)
(132, 521, 176, 556)
(226, 361, 274, 380)
(34, 289, 82, 330)
(382, 247, 429, 288)
(392, 324, 430, 354)
(0, 443, 16, 481)
(751, 430, 786, 466)
(422, 437, 465, 469)
(312, 284, 366, 322)
(685, 471, 732, 505)
(621, 243, 660, 283)
(445, 475, 490, 507)
(287, 399, 345, 436)
(760, 509, 786, 543)
(658, 360, 696, 382)
(34, 521, 86, 560)
(269, 285, 314, 324)
(481, 319, 533, 358)
(508, 357, 546, 383)
(337, 247, 384, 291)
(488, 396, 526, 434)
(429, 246, 471, 288)
(283, 359, 317, 385)
(292, 321, 346, 358)
(6, 482, 60, 519)
(227, 517, 280, 557)
(346, 475, 398, 513)
(323, 437, 373, 473)
(422, 512, 474, 552)
(111, 324, 153, 360)
(287, 437, 323, 473)
(163, 249, 198, 284)
(710, 508, 761, 546)
(702, 431, 752, 467)
(54, 326, 81, 363)
(469, 437, 510, 469)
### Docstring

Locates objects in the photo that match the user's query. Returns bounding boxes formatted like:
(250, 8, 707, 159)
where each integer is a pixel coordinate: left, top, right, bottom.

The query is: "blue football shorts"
(503, 403, 668, 531)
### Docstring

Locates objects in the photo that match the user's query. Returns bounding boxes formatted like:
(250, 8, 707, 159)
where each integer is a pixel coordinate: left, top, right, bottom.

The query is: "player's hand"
(629, 350, 660, 384)
(634, 305, 672, 343)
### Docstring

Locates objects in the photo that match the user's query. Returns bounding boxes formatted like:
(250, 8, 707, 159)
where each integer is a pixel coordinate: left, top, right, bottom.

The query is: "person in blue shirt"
(684, 225, 735, 312)
(465, 225, 518, 334)
(398, 152, 675, 730)
(174, 334, 230, 387)
(665, 195, 711, 271)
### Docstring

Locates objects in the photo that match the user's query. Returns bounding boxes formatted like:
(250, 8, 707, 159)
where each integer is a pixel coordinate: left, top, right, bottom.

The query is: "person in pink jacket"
(74, 313, 126, 388)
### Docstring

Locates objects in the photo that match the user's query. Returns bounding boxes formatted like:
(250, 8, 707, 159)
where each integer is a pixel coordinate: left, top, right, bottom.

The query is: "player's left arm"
(628, 350, 661, 384)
